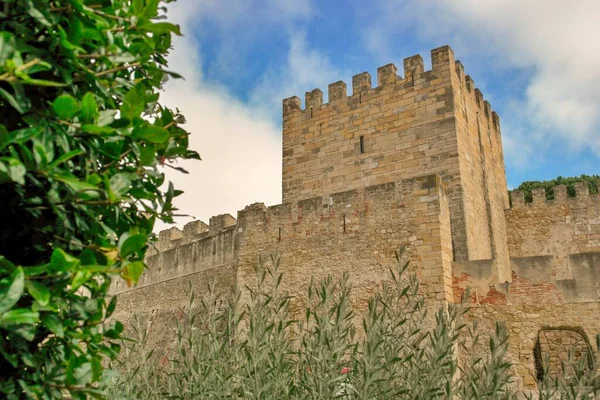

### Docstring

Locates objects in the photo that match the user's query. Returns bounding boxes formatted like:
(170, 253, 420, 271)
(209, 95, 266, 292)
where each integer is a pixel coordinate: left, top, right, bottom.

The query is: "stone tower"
(281, 46, 510, 281)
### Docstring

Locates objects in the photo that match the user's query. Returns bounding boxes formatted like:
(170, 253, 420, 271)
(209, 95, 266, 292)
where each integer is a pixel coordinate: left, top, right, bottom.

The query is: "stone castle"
(111, 45, 600, 388)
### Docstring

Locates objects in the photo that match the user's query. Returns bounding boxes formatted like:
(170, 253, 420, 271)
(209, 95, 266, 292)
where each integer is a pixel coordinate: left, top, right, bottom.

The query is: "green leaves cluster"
(510, 175, 600, 204)
(0, 0, 197, 398)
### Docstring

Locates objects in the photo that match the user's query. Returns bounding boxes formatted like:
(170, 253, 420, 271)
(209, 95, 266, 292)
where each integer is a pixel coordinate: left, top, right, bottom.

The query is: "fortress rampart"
(110, 45, 600, 390)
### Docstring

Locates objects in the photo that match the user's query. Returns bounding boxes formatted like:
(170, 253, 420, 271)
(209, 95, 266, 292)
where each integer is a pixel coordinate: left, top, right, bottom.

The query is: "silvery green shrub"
(110, 251, 600, 399)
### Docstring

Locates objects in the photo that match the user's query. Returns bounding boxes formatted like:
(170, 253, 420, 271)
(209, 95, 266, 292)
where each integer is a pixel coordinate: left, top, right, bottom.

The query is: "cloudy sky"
(157, 0, 600, 230)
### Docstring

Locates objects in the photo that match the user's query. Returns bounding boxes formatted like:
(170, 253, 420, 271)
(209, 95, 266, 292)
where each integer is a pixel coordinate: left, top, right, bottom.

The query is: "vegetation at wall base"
(0, 0, 197, 398)
(110, 252, 600, 399)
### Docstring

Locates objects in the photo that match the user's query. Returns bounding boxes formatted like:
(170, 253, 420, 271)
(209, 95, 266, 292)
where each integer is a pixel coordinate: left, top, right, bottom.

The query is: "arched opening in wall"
(533, 327, 595, 382)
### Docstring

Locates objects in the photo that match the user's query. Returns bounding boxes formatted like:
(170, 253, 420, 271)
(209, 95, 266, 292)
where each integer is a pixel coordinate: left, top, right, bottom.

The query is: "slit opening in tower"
(278, 227, 281, 242)
(343, 215, 346, 233)
(359, 135, 365, 154)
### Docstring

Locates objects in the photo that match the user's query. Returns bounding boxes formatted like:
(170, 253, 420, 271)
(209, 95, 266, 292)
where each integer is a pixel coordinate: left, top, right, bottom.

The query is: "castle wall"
(111, 214, 238, 294)
(506, 183, 600, 280)
(237, 175, 454, 316)
(109, 215, 240, 351)
(109, 262, 238, 353)
(453, 252, 600, 388)
(465, 302, 600, 388)
(452, 61, 510, 279)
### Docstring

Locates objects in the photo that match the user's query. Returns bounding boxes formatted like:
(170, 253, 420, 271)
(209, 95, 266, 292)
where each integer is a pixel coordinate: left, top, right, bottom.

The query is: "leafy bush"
(111, 251, 600, 399)
(510, 175, 600, 204)
(0, 0, 197, 398)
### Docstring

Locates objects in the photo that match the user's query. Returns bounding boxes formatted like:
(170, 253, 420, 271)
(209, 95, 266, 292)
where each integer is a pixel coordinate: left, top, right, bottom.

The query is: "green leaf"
(91, 356, 102, 382)
(132, 125, 169, 144)
(22, 264, 48, 277)
(123, 261, 145, 285)
(118, 233, 147, 258)
(106, 296, 117, 318)
(54, 174, 98, 192)
(0, 267, 24, 314)
(98, 110, 118, 127)
(20, 77, 66, 87)
(52, 94, 80, 120)
(0, 309, 39, 326)
(0, 86, 29, 114)
(27, 4, 52, 27)
(0, 158, 26, 184)
(141, 0, 160, 18)
(81, 124, 114, 134)
(120, 84, 145, 120)
(25, 281, 50, 306)
(0, 256, 16, 273)
(80, 92, 98, 124)
(0, 126, 42, 151)
(86, 174, 102, 186)
(71, 271, 91, 292)
(139, 144, 155, 165)
(138, 18, 182, 35)
(133, 0, 144, 13)
(68, 17, 84, 45)
(0, 32, 15, 64)
(49, 249, 80, 272)
(108, 173, 132, 201)
(49, 149, 84, 168)
(41, 313, 64, 338)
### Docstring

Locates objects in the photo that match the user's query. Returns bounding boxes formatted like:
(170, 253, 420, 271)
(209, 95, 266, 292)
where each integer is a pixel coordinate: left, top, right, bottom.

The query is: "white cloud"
(361, 0, 600, 161)
(154, 0, 329, 231)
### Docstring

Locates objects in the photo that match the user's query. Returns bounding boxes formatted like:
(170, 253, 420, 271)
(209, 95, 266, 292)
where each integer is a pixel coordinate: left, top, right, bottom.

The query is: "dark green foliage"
(0, 0, 197, 398)
(510, 175, 600, 204)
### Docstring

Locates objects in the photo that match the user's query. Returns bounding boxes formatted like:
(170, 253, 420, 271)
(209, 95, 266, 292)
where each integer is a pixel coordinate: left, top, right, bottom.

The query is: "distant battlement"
(147, 214, 237, 256)
(508, 183, 597, 209)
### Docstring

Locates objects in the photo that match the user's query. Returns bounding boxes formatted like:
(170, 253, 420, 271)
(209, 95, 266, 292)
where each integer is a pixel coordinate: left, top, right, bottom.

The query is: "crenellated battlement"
(113, 175, 453, 300)
(237, 176, 447, 242)
(282, 46, 456, 119)
(282, 45, 501, 133)
(508, 183, 597, 209)
(147, 213, 237, 256)
(111, 214, 239, 294)
(453, 64, 500, 131)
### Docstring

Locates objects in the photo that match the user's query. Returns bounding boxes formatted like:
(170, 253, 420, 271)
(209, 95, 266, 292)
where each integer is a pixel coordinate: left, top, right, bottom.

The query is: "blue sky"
(158, 0, 600, 229)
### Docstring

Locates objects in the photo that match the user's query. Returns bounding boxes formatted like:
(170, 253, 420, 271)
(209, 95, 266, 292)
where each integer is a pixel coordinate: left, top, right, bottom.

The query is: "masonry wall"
(506, 183, 600, 280)
(109, 215, 239, 350)
(281, 47, 469, 265)
(465, 302, 600, 388)
(452, 61, 510, 279)
(453, 252, 600, 389)
(281, 46, 509, 274)
(110, 215, 238, 294)
(237, 175, 454, 317)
